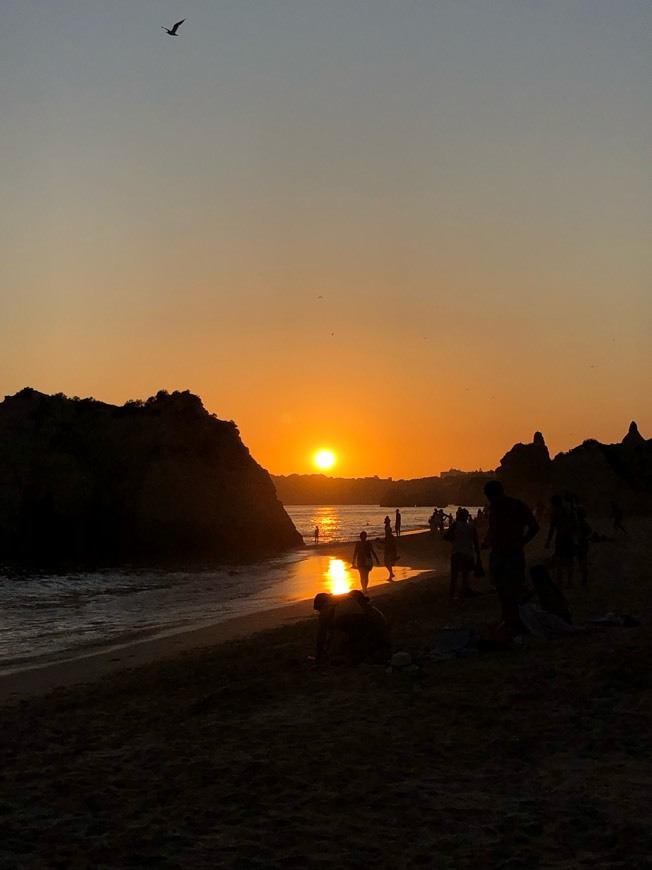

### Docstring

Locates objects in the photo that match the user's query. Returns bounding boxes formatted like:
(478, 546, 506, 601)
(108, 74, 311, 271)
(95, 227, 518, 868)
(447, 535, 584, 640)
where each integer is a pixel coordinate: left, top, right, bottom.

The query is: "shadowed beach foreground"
(1, 522, 651, 867)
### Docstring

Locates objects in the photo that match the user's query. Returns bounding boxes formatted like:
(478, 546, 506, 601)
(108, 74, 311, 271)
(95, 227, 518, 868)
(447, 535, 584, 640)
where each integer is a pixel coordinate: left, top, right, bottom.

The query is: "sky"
(2, 1, 650, 479)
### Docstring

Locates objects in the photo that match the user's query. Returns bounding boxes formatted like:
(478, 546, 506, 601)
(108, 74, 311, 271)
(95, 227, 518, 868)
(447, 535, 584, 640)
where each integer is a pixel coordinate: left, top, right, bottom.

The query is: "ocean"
(0, 504, 470, 672)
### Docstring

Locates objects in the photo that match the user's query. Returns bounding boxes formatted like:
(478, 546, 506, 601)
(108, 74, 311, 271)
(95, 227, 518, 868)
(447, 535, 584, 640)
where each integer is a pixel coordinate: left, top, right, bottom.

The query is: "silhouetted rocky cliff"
(0, 389, 302, 566)
(273, 424, 652, 514)
(495, 424, 652, 515)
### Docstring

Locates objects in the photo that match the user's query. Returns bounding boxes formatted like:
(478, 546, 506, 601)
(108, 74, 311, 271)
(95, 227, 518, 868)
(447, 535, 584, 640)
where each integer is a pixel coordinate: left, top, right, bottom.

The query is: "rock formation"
(275, 424, 652, 515)
(496, 423, 652, 515)
(0, 388, 302, 566)
(495, 431, 552, 510)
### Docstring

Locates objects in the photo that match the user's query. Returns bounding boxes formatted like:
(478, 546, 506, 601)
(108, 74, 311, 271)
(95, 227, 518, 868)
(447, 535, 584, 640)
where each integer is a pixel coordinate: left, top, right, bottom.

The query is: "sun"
(314, 449, 336, 470)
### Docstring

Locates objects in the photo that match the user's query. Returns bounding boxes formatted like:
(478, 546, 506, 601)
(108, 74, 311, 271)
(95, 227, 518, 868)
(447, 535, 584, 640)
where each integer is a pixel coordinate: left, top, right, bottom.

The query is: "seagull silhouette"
(162, 19, 185, 36)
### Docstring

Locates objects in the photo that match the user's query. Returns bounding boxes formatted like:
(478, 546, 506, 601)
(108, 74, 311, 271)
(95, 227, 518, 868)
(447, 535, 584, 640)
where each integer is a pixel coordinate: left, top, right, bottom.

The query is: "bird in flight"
(162, 19, 186, 36)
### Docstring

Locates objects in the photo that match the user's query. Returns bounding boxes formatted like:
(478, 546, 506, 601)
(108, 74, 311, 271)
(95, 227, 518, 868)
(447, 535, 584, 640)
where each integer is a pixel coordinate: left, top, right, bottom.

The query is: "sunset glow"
(314, 450, 336, 471)
(1, 3, 649, 480)
(326, 559, 352, 596)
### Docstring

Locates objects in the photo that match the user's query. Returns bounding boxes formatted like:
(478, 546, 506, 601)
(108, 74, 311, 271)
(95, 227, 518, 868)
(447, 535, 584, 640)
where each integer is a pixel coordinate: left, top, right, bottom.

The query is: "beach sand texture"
(0, 521, 651, 866)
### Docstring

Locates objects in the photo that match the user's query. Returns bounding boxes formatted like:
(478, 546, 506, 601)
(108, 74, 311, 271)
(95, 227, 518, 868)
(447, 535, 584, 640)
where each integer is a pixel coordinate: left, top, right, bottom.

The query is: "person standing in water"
(352, 531, 379, 594)
(314, 526, 320, 545)
(395, 509, 402, 536)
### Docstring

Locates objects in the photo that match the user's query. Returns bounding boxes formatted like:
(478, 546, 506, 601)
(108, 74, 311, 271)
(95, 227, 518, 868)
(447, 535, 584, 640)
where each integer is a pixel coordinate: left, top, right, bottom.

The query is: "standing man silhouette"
(395, 509, 402, 537)
(482, 480, 539, 633)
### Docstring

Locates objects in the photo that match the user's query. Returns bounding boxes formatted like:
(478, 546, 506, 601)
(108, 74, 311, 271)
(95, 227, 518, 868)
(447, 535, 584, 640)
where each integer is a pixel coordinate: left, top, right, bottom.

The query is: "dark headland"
(0, 391, 651, 864)
(0, 388, 302, 567)
(1, 387, 650, 570)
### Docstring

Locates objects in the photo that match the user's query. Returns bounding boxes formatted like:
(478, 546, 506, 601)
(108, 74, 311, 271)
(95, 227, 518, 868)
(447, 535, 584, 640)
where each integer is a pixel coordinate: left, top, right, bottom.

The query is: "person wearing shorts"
(351, 531, 379, 594)
(447, 507, 481, 599)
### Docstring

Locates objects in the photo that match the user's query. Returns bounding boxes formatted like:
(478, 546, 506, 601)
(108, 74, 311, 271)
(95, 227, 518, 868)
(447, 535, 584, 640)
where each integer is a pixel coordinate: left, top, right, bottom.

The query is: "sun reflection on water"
(326, 558, 353, 595)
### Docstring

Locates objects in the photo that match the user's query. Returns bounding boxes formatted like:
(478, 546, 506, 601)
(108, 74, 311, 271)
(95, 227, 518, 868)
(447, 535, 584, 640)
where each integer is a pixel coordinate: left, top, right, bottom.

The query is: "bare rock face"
(550, 421, 652, 514)
(496, 432, 552, 508)
(0, 389, 302, 566)
(622, 421, 645, 448)
(551, 440, 630, 513)
(495, 425, 652, 515)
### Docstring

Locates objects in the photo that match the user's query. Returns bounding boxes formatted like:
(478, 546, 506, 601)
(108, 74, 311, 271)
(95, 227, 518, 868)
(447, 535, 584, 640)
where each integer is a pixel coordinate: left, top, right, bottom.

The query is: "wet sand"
(0, 521, 650, 866)
(0, 532, 436, 702)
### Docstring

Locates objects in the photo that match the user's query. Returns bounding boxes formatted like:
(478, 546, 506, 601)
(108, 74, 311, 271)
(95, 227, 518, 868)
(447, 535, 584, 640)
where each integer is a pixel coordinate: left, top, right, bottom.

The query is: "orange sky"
(2, 2, 650, 479)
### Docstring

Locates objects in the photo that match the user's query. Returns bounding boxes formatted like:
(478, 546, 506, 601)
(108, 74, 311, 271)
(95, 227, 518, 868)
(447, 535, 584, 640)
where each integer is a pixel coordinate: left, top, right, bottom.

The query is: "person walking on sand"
(382, 526, 398, 581)
(352, 531, 379, 594)
(482, 480, 539, 634)
(445, 507, 481, 599)
(395, 509, 402, 537)
(545, 494, 576, 586)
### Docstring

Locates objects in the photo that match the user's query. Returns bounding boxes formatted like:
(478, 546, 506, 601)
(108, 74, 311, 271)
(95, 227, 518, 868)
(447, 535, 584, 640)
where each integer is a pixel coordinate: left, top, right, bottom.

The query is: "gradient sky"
(2, 1, 650, 479)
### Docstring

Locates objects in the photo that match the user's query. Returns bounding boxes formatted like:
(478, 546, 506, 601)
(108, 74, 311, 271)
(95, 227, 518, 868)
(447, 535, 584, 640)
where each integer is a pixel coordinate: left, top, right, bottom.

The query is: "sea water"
(0, 504, 470, 670)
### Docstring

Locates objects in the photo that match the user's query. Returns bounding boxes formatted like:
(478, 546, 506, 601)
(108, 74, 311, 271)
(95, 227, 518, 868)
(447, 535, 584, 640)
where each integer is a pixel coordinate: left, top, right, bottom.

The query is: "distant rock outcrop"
(496, 431, 552, 511)
(495, 424, 652, 515)
(0, 388, 302, 566)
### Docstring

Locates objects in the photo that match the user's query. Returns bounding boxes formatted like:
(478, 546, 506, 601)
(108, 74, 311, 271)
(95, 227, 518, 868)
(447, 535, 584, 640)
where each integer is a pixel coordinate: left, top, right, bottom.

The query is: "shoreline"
(0, 520, 650, 865)
(0, 531, 443, 703)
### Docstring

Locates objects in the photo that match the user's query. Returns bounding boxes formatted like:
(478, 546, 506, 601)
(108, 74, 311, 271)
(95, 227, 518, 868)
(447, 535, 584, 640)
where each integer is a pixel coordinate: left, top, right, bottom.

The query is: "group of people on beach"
(313, 480, 625, 666)
(350, 510, 401, 592)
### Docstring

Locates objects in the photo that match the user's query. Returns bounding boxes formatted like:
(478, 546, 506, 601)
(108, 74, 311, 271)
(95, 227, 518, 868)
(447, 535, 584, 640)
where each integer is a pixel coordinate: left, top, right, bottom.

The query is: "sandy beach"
(1, 521, 651, 866)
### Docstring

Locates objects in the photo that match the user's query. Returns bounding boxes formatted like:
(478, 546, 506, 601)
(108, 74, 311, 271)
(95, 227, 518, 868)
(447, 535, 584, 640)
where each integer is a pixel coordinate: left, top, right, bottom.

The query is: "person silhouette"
(352, 531, 379, 594)
(395, 509, 402, 537)
(446, 507, 481, 599)
(312, 591, 391, 664)
(314, 526, 319, 545)
(383, 527, 398, 581)
(428, 510, 437, 536)
(545, 495, 576, 586)
(482, 480, 540, 633)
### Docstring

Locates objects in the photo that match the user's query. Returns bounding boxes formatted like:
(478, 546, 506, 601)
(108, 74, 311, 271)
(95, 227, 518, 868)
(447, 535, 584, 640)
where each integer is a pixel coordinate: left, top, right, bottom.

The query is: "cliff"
(495, 424, 652, 515)
(273, 423, 652, 515)
(496, 431, 552, 511)
(0, 389, 302, 566)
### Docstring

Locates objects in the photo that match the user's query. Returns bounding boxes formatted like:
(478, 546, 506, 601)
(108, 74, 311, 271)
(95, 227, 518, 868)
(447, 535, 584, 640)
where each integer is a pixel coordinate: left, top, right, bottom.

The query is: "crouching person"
(313, 590, 391, 665)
